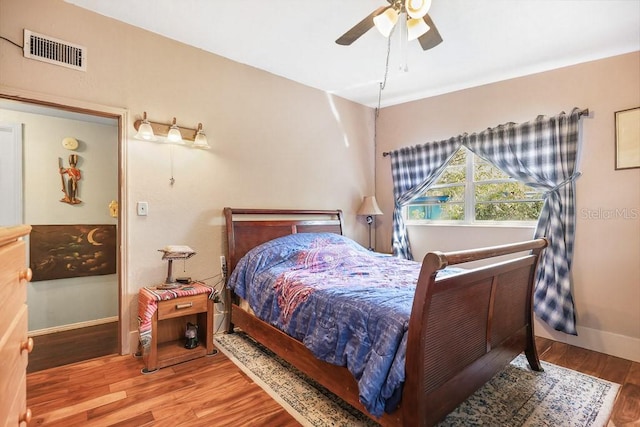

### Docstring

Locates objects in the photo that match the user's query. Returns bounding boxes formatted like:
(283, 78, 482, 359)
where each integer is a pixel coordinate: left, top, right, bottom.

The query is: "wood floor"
(26, 336, 640, 426)
(26, 346, 298, 427)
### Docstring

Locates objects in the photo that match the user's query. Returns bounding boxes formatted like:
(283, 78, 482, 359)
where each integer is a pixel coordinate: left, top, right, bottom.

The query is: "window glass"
(406, 147, 543, 223)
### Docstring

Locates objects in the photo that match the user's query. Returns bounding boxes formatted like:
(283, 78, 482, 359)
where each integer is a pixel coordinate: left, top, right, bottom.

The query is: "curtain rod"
(381, 108, 590, 157)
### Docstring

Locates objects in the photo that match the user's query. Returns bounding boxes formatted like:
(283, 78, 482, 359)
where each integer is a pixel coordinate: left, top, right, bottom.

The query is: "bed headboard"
(223, 208, 344, 275)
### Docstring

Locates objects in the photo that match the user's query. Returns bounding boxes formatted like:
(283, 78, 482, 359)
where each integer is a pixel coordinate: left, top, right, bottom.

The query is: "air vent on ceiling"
(23, 29, 86, 71)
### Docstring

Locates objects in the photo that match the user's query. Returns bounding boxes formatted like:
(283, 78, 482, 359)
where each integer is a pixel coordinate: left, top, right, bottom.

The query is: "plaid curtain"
(389, 137, 461, 259)
(388, 108, 585, 334)
(463, 108, 585, 334)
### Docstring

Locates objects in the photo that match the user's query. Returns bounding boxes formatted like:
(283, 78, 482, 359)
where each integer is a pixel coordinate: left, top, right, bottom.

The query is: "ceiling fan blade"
(418, 14, 443, 50)
(336, 6, 389, 46)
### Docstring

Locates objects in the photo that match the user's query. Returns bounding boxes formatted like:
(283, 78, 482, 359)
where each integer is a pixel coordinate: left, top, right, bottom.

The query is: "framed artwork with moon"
(29, 224, 117, 281)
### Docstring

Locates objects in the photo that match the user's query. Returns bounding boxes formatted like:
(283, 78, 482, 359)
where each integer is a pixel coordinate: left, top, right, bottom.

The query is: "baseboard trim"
(29, 316, 119, 337)
(535, 318, 640, 363)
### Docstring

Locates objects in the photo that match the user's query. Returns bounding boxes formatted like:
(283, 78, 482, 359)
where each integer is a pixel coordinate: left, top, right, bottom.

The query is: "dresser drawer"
(157, 293, 208, 320)
(0, 241, 28, 347)
(0, 238, 26, 288)
(2, 371, 27, 427)
(0, 305, 29, 425)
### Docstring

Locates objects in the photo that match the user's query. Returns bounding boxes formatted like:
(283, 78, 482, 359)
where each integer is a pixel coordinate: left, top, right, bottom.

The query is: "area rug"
(214, 332, 619, 427)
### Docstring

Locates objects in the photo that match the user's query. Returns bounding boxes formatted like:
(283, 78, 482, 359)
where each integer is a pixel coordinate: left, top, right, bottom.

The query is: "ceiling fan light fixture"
(373, 8, 399, 37)
(405, 0, 431, 19)
(407, 17, 430, 41)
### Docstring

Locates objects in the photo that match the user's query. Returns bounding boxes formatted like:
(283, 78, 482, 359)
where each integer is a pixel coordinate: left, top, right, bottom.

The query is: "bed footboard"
(403, 238, 548, 426)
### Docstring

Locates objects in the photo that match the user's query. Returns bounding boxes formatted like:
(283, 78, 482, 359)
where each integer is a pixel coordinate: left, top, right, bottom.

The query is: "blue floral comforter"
(227, 232, 460, 417)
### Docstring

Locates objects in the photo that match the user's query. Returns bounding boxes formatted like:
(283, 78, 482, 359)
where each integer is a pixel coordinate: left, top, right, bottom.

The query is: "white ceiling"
(65, 0, 640, 108)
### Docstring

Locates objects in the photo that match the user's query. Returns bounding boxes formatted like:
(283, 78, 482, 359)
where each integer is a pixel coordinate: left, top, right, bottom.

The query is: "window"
(406, 147, 544, 223)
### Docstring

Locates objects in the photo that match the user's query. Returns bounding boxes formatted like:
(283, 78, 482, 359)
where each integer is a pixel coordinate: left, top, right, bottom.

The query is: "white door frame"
(0, 86, 131, 354)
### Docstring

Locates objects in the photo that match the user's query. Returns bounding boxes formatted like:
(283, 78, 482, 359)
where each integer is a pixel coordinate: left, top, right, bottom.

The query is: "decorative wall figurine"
(59, 154, 82, 205)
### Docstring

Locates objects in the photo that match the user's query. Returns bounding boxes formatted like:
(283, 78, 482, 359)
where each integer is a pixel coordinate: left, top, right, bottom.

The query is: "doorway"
(0, 95, 125, 370)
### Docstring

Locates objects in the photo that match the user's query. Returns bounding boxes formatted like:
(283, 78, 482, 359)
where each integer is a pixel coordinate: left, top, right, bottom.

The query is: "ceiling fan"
(335, 0, 443, 51)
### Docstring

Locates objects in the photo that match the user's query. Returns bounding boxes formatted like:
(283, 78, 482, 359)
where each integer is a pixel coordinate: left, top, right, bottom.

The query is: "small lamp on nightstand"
(157, 246, 196, 290)
(357, 196, 383, 251)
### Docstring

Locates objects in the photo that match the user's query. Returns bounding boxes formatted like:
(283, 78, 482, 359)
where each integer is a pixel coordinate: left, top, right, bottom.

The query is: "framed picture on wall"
(615, 107, 640, 170)
(29, 224, 117, 281)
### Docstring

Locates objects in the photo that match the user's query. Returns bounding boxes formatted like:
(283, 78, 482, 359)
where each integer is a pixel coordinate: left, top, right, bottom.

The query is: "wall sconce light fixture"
(192, 123, 210, 149)
(134, 112, 157, 141)
(134, 112, 210, 149)
(166, 117, 183, 144)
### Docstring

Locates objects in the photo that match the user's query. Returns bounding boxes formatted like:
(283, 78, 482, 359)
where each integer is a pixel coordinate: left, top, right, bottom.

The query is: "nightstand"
(137, 283, 217, 374)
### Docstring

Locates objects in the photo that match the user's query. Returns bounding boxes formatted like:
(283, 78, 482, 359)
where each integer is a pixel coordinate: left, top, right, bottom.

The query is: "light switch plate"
(137, 201, 148, 216)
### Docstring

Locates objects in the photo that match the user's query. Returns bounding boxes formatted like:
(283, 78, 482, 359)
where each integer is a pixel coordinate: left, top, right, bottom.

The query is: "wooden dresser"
(0, 225, 33, 427)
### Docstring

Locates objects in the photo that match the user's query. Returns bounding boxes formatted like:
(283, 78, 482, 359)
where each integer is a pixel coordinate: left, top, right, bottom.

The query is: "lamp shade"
(192, 124, 210, 149)
(134, 122, 156, 140)
(167, 126, 182, 143)
(134, 112, 157, 141)
(357, 196, 383, 216)
(407, 17, 430, 41)
(373, 8, 399, 38)
(405, 0, 432, 19)
(166, 118, 183, 143)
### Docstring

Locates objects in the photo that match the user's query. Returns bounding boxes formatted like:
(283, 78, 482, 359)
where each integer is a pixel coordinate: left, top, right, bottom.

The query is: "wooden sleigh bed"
(223, 207, 548, 426)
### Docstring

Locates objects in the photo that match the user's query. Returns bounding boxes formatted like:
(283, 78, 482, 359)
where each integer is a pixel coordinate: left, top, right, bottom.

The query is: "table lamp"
(357, 196, 383, 251)
(157, 245, 195, 289)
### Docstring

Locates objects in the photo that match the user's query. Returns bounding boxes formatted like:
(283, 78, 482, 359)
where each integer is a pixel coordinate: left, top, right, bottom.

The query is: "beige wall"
(375, 52, 640, 362)
(0, 0, 375, 352)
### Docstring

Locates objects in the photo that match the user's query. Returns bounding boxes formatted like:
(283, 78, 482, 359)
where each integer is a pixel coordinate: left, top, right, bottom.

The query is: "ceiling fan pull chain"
(376, 34, 393, 117)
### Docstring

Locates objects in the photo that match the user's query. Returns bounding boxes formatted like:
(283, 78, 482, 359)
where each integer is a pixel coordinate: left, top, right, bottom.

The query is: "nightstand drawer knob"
(20, 337, 34, 354)
(176, 302, 193, 310)
(19, 268, 32, 282)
